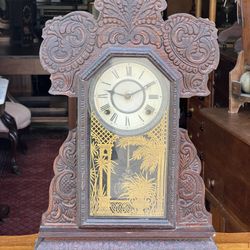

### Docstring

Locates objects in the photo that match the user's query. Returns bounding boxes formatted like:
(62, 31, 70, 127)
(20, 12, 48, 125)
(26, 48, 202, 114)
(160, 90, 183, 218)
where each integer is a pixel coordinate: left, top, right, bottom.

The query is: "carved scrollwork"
(40, 12, 97, 96)
(95, 0, 166, 48)
(42, 129, 77, 225)
(163, 14, 219, 97)
(178, 129, 211, 225)
(39, 1, 219, 97)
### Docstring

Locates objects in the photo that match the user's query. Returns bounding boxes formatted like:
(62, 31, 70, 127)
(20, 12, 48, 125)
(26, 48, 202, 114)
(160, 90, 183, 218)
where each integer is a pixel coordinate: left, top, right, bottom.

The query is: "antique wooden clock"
(36, 0, 219, 249)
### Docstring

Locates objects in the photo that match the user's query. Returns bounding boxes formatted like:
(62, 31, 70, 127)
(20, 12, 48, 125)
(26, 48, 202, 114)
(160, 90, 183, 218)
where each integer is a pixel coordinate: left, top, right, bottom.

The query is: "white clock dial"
(90, 57, 170, 136)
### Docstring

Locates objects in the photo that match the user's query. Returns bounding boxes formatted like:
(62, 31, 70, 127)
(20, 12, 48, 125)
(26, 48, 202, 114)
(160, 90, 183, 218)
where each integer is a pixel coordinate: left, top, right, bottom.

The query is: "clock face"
(89, 57, 169, 136)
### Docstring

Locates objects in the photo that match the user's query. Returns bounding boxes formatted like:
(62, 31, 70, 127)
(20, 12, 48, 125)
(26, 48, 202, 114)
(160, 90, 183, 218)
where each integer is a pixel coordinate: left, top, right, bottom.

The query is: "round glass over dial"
(89, 57, 170, 136)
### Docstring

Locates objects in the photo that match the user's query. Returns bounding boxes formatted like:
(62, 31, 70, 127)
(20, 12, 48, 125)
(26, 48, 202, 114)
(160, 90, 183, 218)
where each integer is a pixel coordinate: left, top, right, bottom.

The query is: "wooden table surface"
(0, 233, 249, 250)
(216, 233, 250, 249)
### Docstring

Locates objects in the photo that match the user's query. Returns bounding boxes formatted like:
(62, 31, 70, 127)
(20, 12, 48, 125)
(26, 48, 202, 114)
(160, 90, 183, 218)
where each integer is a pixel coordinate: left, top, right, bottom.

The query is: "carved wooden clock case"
(36, 0, 219, 249)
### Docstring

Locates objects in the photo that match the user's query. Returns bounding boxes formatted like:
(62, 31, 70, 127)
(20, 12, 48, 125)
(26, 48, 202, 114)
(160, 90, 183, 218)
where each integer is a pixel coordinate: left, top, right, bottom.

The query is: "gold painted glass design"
(90, 113, 169, 218)
(89, 57, 170, 218)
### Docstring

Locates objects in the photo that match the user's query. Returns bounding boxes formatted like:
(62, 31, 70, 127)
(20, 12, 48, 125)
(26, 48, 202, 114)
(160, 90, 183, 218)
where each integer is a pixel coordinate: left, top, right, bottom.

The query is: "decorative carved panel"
(95, 0, 166, 48)
(42, 129, 77, 225)
(178, 129, 210, 226)
(40, 12, 97, 96)
(163, 14, 220, 97)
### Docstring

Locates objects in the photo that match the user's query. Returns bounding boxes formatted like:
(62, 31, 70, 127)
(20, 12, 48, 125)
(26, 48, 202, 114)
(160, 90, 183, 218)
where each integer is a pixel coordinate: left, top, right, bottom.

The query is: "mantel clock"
(36, 0, 219, 249)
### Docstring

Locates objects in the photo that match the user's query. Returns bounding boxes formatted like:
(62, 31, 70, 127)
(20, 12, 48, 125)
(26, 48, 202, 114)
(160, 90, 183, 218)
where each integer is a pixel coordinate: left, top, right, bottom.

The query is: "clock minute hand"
(143, 81, 156, 90)
(130, 81, 156, 96)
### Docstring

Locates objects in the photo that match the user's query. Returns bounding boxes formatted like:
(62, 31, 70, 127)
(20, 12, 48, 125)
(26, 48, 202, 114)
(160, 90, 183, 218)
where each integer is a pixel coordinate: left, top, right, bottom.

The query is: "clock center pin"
(124, 93, 132, 100)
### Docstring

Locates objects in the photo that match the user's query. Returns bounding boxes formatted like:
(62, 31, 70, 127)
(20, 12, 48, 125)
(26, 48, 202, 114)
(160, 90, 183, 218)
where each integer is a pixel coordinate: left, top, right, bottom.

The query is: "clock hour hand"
(106, 89, 126, 97)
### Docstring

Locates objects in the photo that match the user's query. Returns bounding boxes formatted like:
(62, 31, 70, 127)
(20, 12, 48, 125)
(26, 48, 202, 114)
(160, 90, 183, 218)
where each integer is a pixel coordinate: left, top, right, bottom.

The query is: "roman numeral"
(139, 70, 145, 79)
(126, 65, 132, 76)
(138, 115, 144, 122)
(98, 94, 108, 98)
(125, 116, 130, 126)
(112, 70, 119, 79)
(149, 94, 159, 99)
(101, 81, 111, 86)
(110, 113, 118, 123)
(100, 104, 110, 112)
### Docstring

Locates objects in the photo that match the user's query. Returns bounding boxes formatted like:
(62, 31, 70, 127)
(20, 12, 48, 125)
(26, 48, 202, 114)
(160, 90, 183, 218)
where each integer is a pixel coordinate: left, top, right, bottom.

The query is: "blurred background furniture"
(0, 0, 76, 129)
(228, 0, 250, 113)
(0, 77, 31, 174)
(199, 108, 250, 232)
(187, 0, 250, 232)
(0, 77, 10, 221)
(0, 46, 71, 127)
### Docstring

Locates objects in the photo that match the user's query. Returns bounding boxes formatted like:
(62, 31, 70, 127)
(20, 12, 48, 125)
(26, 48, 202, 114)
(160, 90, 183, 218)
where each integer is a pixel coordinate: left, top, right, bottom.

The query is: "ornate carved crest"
(163, 14, 219, 97)
(95, 0, 166, 48)
(40, 0, 219, 97)
(40, 12, 97, 96)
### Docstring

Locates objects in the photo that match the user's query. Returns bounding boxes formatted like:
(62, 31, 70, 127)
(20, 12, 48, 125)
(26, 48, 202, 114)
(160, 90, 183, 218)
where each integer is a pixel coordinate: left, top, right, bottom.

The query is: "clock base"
(36, 239, 217, 250)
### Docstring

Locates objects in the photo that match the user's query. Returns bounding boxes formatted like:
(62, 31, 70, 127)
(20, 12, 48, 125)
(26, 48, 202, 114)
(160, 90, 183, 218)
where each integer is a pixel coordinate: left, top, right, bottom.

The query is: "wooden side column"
(241, 0, 250, 66)
(68, 97, 77, 129)
(195, 0, 202, 17)
(209, 0, 217, 22)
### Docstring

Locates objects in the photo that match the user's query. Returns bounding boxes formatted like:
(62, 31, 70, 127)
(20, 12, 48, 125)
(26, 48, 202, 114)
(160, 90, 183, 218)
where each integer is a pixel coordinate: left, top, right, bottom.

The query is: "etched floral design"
(89, 113, 167, 217)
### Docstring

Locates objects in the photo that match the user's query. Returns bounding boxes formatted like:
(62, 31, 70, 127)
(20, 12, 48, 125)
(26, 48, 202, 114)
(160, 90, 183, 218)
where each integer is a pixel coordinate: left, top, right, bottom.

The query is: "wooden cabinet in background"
(186, 46, 250, 232)
(196, 108, 250, 232)
(186, 48, 238, 203)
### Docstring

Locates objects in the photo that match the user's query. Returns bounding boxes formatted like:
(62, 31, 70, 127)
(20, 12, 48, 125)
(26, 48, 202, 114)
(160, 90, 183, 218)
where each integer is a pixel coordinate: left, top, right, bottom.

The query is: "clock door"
(89, 113, 169, 219)
(79, 55, 178, 226)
